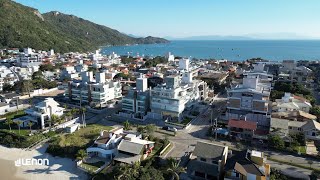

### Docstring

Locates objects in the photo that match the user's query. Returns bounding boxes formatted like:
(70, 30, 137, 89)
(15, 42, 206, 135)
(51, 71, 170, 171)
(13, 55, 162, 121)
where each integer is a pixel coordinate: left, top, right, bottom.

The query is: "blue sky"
(14, 0, 320, 38)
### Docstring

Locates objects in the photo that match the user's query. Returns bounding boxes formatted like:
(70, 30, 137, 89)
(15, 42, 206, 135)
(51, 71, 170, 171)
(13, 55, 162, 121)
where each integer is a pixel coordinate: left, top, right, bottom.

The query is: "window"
(298, 128, 302, 131)
(289, 126, 292, 129)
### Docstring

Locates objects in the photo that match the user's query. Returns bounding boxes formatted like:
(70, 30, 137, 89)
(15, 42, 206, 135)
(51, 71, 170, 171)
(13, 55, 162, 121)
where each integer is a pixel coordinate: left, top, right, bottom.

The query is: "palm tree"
(123, 120, 130, 130)
(167, 159, 185, 180)
(27, 122, 33, 133)
(5, 117, 13, 132)
(50, 114, 59, 126)
(81, 107, 86, 127)
(15, 121, 23, 142)
(76, 149, 87, 161)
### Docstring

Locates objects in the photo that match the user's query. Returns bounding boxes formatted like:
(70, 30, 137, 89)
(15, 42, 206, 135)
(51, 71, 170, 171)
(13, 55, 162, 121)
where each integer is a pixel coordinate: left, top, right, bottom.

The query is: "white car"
(168, 127, 178, 132)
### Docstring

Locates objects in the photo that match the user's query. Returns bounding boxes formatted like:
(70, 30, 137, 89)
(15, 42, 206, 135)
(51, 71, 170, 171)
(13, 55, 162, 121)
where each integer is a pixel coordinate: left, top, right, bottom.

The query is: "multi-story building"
(17, 48, 43, 67)
(279, 60, 313, 85)
(150, 71, 210, 122)
(65, 72, 122, 107)
(226, 63, 273, 129)
(122, 74, 150, 118)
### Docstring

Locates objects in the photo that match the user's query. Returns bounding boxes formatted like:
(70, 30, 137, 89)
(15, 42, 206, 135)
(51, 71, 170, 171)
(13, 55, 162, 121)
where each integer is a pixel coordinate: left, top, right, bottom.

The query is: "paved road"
(68, 91, 318, 179)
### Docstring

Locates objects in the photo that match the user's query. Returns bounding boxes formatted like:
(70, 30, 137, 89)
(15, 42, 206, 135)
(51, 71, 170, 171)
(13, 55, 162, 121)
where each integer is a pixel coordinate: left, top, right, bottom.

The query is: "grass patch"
(0, 110, 26, 119)
(0, 130, 47, 148)
(293, 146, 307, 154)
(46, 124, 112, 158)
(79, 161, 105, 173)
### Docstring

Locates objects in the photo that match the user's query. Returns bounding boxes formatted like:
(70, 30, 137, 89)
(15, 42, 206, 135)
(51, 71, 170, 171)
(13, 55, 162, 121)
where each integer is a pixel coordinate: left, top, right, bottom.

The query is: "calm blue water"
(101, 40, 320, 61)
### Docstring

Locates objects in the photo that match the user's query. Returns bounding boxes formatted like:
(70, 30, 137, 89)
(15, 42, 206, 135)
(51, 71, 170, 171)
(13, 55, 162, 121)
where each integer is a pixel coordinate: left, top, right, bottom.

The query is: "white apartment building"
(226, 63, 273, 129)
(150, 71, 210, 122)
(17, 48, 43, 67)
(65, 72, 122, 107)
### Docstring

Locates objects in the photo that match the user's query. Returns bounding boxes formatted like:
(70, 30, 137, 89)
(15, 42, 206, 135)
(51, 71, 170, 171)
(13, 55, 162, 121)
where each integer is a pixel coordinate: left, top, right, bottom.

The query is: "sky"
(14, 0, 320, 38)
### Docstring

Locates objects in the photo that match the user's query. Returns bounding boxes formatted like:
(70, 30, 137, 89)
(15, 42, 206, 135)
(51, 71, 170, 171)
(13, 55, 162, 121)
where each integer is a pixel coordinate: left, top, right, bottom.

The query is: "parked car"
(168, 127, 178, 132)
(162, 126, 169, 130)
(162, 126, 177, 132)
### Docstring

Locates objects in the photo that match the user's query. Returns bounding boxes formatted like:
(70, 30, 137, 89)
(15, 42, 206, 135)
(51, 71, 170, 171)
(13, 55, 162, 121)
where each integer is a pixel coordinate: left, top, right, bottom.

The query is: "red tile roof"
(228, 119, 257, 130)
(293, 95, 309, 102)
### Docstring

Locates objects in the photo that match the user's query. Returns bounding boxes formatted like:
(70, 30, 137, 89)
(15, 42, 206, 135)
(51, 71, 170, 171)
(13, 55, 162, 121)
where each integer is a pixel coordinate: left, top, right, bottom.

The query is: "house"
(225, 150, 270, 180)
(271, 110, 317, 122)
(302, 120, 320, 140)
(14, 98, 64, 129)
(113, 134, 154, 164)
(187, 141, 228, 180)
(270, 118, 306, 137)
(228, 119, 257, 140)
(87, 127, 124, 159)
(273, 93, 311, 113)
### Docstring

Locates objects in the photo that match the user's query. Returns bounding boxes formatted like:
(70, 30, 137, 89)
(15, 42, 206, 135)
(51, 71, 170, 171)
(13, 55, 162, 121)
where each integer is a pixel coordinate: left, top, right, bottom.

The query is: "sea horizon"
(101, 40, 320, 61)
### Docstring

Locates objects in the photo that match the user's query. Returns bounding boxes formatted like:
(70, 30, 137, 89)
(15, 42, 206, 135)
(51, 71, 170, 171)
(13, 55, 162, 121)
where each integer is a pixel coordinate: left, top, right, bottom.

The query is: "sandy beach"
(0, 144, 87, 180)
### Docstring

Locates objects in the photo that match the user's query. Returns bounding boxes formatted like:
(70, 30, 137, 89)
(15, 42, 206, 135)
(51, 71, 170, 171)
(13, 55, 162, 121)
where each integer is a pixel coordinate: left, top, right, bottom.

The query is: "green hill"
(0, 0, 169, 53)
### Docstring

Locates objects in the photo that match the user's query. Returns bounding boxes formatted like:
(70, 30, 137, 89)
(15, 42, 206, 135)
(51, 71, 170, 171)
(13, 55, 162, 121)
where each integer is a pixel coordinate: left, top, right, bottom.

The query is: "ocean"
(101, 40, 320, 61)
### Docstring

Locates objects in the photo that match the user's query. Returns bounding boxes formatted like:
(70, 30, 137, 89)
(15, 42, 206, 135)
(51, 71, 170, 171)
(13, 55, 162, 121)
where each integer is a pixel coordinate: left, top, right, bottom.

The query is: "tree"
(310, 106, 320, 120)
(15, 121, 23, 142)
(5, 117, 13, 132)
(145, 124, 156, 135)
(2, 83, 14, 92)
(80, 107, 86, 127)
(20, 80, 34, 96)
(27, 122, 33, 133)
(50, 114, 59, 127)
(123, 120, 131, 130)
(32, 71, 44, 80)
(137, 126, 145, 134)
(270, 168, 288, 180)
(268, 134, 285, 150)
(166, 158, 185, 180)
(76, 149, 87, 161)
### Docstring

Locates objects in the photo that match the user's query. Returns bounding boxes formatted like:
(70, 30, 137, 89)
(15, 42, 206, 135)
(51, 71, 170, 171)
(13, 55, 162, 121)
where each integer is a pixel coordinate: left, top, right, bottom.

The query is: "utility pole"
(215, 118, 218, 140)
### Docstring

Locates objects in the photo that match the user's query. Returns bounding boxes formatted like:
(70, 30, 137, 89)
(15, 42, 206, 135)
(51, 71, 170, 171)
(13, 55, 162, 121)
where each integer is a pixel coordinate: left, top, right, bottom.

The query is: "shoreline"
(0, 144, 87, 180)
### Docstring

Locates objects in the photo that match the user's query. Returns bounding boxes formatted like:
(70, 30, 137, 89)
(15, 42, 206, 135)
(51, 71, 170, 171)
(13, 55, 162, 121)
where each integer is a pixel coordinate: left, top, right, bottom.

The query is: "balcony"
(91, 91, 104, 95)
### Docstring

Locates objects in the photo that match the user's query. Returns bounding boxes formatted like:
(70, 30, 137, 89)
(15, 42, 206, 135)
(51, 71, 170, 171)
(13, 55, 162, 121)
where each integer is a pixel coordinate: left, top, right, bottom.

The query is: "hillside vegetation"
(0, 0, 169, 53)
